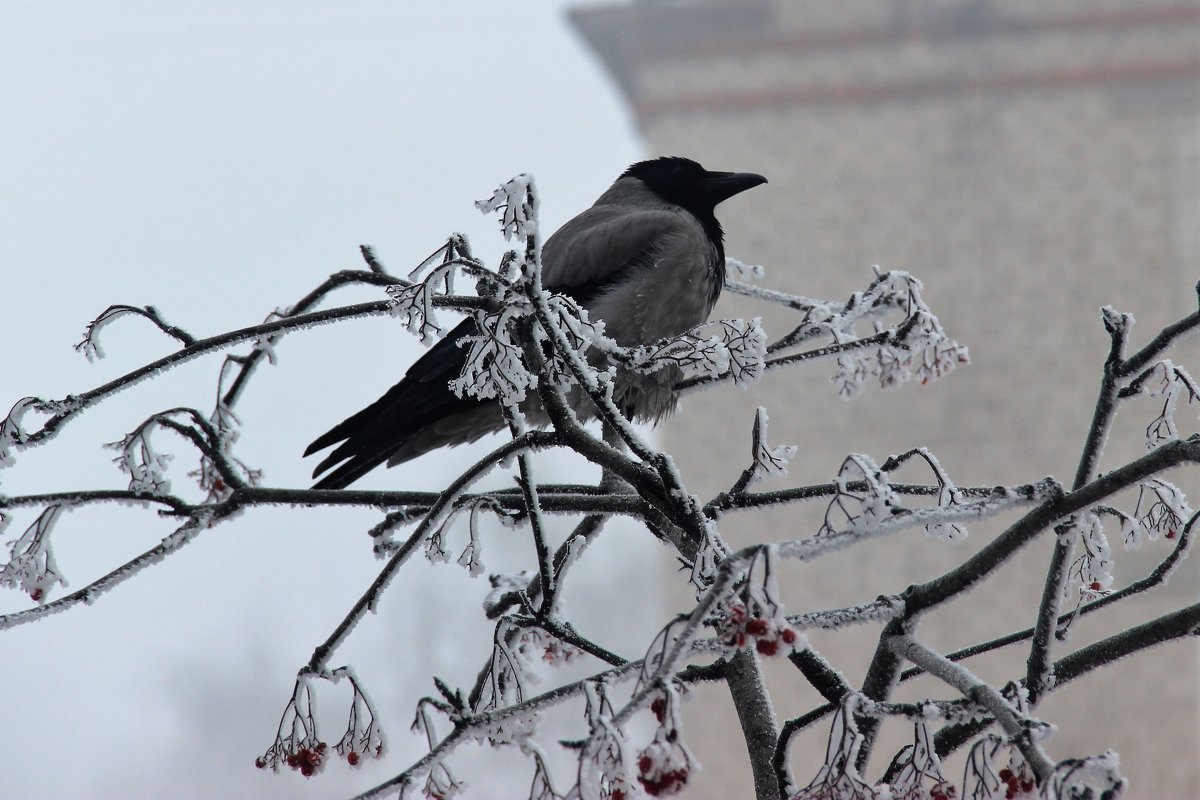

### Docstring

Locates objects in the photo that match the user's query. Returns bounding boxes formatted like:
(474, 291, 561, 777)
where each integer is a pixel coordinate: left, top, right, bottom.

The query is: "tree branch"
(933, 599, 1200, 759)
(889, 634, 1054, 780)
(727, 648, 782, 800)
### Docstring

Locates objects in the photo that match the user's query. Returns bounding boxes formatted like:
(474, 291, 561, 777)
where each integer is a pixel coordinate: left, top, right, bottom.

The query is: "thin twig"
(303, 430, 559, 674)
(1027, 310, 1130, 703)
(10, 296, 490, 450)
(900, 509, 1198, 681)
(889, 634, 1055, 780)
(0, 512, 219, 631)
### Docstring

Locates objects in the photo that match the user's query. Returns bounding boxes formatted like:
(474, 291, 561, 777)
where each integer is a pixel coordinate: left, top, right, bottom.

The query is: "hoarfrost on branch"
(2, 171, 1198, 800)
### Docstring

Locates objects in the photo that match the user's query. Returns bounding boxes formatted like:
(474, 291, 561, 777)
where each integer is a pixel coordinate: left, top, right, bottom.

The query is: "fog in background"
(1, 3, 651, 797)
(8, 3, 1197, 799)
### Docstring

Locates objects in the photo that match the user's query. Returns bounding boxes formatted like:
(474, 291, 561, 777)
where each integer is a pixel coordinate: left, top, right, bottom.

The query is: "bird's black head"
(621, 156, 765, 283)
(621, 156, 767, 220)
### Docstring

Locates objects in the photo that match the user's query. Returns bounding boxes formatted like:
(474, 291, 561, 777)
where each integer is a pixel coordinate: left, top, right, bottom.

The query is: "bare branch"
(901, 509, 1197, 681)
(0, 512, 217, 631)
(889, 634, 1054, 780)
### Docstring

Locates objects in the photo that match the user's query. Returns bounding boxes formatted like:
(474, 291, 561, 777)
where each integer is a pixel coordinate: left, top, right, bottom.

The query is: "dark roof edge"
(568, 2, 1200, 107)
(567, 2, 775, 104)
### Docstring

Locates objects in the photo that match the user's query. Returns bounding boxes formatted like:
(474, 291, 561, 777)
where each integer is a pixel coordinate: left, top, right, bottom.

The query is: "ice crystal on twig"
(75, 305, 133, 361)
(540, 294, 608, 389)
(107, 424, 173, 495)
(450, 306, 538, 403)
(387, 263, 455, 346)
(830, 270, 968, 399)
(1132, 360, 1199, 449)
(0, 398, 40, 468)
(1114, 479, 1192, 549)
(474, 619, 530, 713)
(960, 733, 1042, 800)
(886, 718, 953, 800)
(724, 318, 769, 386)
(523, 739, 567, 800)
(387, 235, 487, 345)
(748, 407, 797, 485)
(883, 448, 968, 542)
(74, 304, 196, 362)
(256, 675, 328, 778)
(577, 682, 636, 800)
(793, 694, 876, 800)
(455, 497, 499, 577)
(726, 256, 765, 281)
(820, 454, 900, 535)
(626, 319, 767, 387)
(412, 700, 466, 798)
(637, 616, 691, 691)
(961, 738, 1007, 800)
(477, 175, 538, 243)
(689, 523, 723, 592)
(193, 365, 262, 502)
(330, 667, 386, 767)
(0, 504, 69, 602)
(1041, 752, 1124, 800)
(1067, 513, 1114, 602)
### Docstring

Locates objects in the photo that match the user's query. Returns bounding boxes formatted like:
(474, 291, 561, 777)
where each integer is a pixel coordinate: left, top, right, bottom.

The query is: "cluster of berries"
(339, 743, 382, 767)
(719, 602, 799, 656)
(540, 638, 578, 666)
(997, 766, 1036, 799)
(255, 741, 327, 778)
(636, 746, 689, 797)
(635, 696, 690, 796)
(513, 627, 578, 667)
(928, 781, 957, 800)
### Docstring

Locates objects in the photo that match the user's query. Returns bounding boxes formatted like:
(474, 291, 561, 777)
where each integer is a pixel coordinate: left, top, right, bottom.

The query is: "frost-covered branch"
(1114, 280, 1200, 378)
(900, 508, 1197, 682)
(1, 296, 490, 458)
(5, 171, 1199, 800)
(849, 434, 1199, 772)
(500, 396, 556, 616)
(303, 429, 561, 676)
(0, 512, 215, 631)
(221, 262, 407, 407)
(75, 304, 197, 362)
(706, 267, 969, 400)
(347, 639, 725, 800)
(888, 634, 1055, 780)
(933, 599, 1200, 762)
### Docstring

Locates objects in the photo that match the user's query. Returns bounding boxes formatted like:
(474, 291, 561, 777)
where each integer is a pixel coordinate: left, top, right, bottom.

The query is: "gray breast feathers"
(538, 198, 722, 423)
(541, 203, 721, 344)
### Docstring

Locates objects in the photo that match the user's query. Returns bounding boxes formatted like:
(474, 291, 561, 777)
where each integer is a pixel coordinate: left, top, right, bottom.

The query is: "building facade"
(572, 1, 1200, 797)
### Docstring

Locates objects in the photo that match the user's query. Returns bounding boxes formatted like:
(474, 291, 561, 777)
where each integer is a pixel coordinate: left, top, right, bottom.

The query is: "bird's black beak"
(703, 171, 767, 205)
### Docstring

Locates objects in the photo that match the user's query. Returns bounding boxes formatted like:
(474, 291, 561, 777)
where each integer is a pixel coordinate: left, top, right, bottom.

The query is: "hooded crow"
(305, 157, 766, 489)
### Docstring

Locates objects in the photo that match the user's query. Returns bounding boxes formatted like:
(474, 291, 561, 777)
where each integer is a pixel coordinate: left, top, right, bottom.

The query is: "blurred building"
(571, 1, 1200, 798)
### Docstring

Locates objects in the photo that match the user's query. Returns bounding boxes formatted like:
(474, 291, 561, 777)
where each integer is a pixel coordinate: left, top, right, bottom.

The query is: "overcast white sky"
(0, 3, 660, 797)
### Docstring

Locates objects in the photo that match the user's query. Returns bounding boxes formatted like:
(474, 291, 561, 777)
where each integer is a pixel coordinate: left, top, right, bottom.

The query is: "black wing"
(305, 207, 687, 488)
(304, 317, 482, 489)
